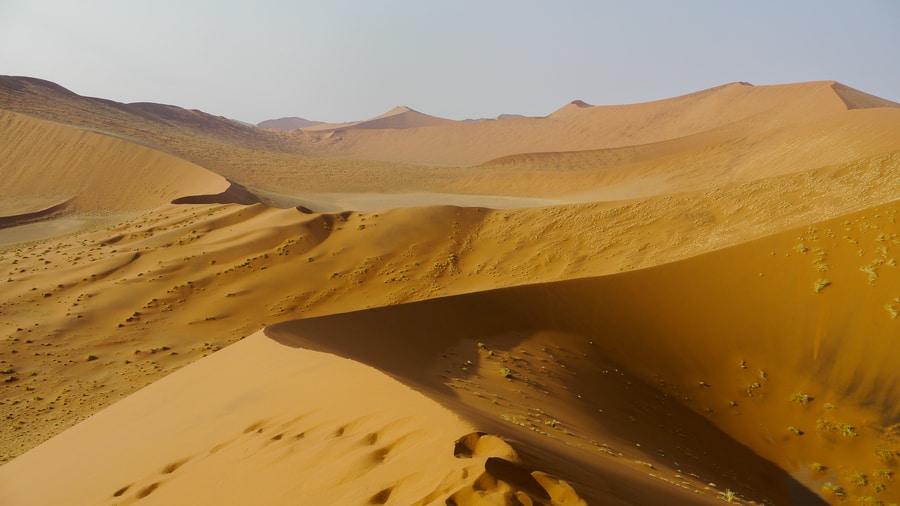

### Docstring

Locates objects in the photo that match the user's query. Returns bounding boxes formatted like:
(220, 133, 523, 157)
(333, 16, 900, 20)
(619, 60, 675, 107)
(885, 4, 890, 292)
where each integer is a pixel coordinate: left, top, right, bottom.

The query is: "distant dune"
(294, 81, 900, 166)
(0, 109, 236, 214)
(302, 105, 455, 132)
(257, 116, 324, 130)
(0, 76, 898, 505)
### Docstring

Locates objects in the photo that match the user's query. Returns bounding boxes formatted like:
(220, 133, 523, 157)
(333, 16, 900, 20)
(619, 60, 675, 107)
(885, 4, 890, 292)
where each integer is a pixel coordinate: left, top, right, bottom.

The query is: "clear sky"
(1, 0, 898, 124)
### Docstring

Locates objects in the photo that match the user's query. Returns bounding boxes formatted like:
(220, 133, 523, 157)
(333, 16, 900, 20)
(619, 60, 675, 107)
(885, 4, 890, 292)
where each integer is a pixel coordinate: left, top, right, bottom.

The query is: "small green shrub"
(791, 392, 812, 404)
(874, 469, 893, 481)
(822, 482, 845, 498)
(719, 488, 736, 503)
(813, 279, 831, 293)
(840, 424, 858, 437)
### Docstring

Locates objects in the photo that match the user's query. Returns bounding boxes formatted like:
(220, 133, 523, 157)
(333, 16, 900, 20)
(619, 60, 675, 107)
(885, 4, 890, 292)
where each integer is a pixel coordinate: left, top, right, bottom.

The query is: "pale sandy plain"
(0, 76, 898, 505)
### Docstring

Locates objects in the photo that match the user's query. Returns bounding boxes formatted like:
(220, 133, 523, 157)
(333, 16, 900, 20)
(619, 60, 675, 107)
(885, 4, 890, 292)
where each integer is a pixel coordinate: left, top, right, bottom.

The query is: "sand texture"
(0, 76, 899, 505)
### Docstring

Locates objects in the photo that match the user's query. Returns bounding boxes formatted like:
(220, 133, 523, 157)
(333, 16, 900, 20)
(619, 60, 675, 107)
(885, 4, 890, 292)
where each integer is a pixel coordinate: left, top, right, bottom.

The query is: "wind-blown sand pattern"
(0, 76, 898, 505)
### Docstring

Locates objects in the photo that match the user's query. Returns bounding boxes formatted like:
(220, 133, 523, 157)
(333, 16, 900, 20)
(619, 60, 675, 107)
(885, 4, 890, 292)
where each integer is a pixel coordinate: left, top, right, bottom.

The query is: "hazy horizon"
(2, 0, 898, 124)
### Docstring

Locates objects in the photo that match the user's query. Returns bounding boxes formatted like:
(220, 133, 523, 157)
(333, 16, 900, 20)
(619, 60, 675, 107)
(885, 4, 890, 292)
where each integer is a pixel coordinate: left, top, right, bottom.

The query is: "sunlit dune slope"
(0, 332, 593, 506)
(268, 198, 900, 505)
(461, 109, 900, 199)
(0, 110, 244, 216)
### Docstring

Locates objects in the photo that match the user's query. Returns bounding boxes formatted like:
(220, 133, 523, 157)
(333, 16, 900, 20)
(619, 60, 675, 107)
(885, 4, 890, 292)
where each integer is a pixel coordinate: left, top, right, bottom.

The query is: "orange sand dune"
(3, 77, 898, 207)
(1, 77, 899, 505)
(0, 149, 896, 464)
(268, 198, 900, 505)
(0, 110, 240, 214)
(5, 191, 894, 504)
(297, 81, 899, 166)
(304, 105, 455, 132)
(1, 331, 591, 505)
(257, 116, 323, 130)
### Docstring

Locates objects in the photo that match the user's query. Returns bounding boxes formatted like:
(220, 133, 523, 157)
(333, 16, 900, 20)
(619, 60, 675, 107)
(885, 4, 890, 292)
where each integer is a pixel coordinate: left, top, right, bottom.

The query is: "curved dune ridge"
(0, 77, 899, 504)
(0, 110, 237, 213)
(264, 199, 900, 505)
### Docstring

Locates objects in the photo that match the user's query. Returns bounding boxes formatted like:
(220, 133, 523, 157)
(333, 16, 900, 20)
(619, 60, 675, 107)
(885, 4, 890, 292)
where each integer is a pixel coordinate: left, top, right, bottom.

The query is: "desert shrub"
(813, 279, 831, 293)
(791, 392, 812, 404)
(822, 482, 845, 498)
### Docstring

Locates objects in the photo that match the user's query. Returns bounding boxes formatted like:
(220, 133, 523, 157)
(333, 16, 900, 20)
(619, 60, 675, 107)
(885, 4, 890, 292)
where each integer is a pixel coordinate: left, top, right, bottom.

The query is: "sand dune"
(1, 331, 585, 505)
(1, 77, 899, 504)
(304, 106, 455, 132)
(3, 77, 898, 206)
(4, 196, 894, 504)
(265, 198, 899, 505)
(0, 110, 235, 214)
(257, 116, 324, 130)
(295, 81, 899, 166)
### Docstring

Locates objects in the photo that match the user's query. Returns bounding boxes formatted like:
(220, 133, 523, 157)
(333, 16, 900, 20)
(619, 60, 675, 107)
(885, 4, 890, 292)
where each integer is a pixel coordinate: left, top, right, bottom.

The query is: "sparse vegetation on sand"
(822, 482, 846, 498)
(813, 278, 831, 293)
(791, 392, 812, 404)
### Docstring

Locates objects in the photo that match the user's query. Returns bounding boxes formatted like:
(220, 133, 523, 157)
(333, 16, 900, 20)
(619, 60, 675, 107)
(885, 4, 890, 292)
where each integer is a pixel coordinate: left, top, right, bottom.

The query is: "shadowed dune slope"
(0, 110, 239, 214)
(268, 198, 900, 505)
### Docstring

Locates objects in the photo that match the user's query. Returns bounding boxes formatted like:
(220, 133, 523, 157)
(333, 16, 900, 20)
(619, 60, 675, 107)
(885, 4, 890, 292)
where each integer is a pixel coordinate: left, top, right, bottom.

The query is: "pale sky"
(1, 0, 898, 124)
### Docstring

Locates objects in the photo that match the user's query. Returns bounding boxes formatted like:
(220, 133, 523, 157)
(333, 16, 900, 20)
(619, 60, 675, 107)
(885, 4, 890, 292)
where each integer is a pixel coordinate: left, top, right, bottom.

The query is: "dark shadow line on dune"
(171, 181, 261, 206)
(0, 198, 74, 230)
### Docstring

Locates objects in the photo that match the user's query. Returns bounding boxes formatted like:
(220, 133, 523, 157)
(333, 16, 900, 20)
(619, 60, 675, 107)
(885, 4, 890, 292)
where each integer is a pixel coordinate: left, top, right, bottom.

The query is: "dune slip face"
(1, 76, 899, 504)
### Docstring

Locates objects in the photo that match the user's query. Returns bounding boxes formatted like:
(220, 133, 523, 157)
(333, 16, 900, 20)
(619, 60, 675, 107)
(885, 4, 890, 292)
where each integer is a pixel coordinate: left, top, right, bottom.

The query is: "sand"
(0, 76, 898, 504)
